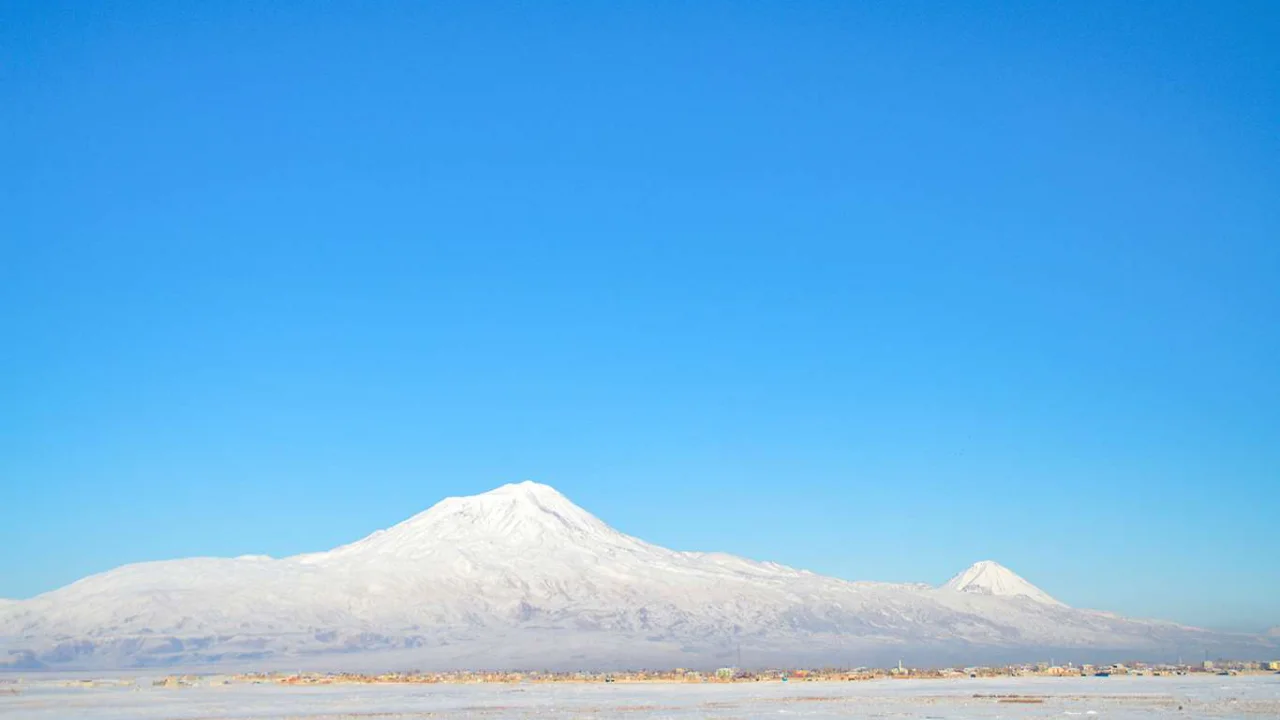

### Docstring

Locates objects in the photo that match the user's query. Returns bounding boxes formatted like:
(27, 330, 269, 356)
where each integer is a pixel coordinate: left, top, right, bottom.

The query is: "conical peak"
(942, 560, 1065, 606)
(415, 481, 605, 536)
(314, 481, 631, 561)
(463, 481, 586, 520)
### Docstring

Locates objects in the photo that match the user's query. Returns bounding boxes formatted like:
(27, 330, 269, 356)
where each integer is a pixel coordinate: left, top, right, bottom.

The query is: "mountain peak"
(483, 480, 569, 501)
(941, 560, 1065, 606)
(462, 481, 588, 524)
(312, 481, 631, 562)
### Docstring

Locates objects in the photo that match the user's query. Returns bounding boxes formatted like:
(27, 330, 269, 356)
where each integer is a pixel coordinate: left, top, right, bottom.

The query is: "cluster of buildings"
(226, 659, 1280, 686)
(24, 659, 1274, 690)
(1199, 659, 1280, 673)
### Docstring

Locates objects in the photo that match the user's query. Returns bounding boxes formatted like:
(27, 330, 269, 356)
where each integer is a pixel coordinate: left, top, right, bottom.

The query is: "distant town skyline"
(3, 1, 1277, 634)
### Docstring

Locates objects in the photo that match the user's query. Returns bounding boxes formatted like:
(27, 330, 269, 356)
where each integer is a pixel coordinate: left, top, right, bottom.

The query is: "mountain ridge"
(1, 481, 1273, 671)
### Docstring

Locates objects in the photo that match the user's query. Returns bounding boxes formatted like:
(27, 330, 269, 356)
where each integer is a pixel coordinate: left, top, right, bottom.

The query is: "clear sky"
(2, 1, 1277, 632)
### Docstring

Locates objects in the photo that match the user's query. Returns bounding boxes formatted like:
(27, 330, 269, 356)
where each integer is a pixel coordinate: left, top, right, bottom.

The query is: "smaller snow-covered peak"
(942, 560, 1064, 606)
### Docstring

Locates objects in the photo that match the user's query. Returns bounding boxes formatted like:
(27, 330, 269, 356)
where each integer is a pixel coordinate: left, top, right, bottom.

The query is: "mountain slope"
(0, 482, 1271, 670)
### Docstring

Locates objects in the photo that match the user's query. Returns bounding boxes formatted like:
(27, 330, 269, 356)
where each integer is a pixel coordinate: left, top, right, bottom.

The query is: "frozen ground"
(1, 674, 1278, 719)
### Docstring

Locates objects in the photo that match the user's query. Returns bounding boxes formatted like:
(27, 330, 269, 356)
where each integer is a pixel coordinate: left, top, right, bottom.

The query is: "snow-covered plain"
(2, 675, 1278, 719)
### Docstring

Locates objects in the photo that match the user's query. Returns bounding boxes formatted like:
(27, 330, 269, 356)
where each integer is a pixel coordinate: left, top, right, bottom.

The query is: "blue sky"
(2, 1, 1277, 631)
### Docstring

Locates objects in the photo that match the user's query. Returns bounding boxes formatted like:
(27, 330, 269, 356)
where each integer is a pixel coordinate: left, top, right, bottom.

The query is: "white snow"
(942, 560, 1065, 606)
(2, 674, 1278, 719)
(0, 482, 1273, 669)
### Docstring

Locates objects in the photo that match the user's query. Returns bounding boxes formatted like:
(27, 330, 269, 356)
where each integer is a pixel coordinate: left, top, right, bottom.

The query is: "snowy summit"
(941, 560, 1064, 606)
(309, 480, 627, 560)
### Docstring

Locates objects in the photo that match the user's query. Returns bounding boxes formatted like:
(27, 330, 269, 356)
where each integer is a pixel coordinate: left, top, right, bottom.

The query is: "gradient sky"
(2, 2, 1277, 632)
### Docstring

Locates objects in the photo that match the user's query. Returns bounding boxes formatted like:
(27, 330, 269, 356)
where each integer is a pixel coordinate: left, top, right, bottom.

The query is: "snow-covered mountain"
(942, 560, 1064, 606)
(0, 482, 1272, 670)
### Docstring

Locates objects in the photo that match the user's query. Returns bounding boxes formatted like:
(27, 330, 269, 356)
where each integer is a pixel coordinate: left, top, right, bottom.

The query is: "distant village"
(120, 658, 1280, 688)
